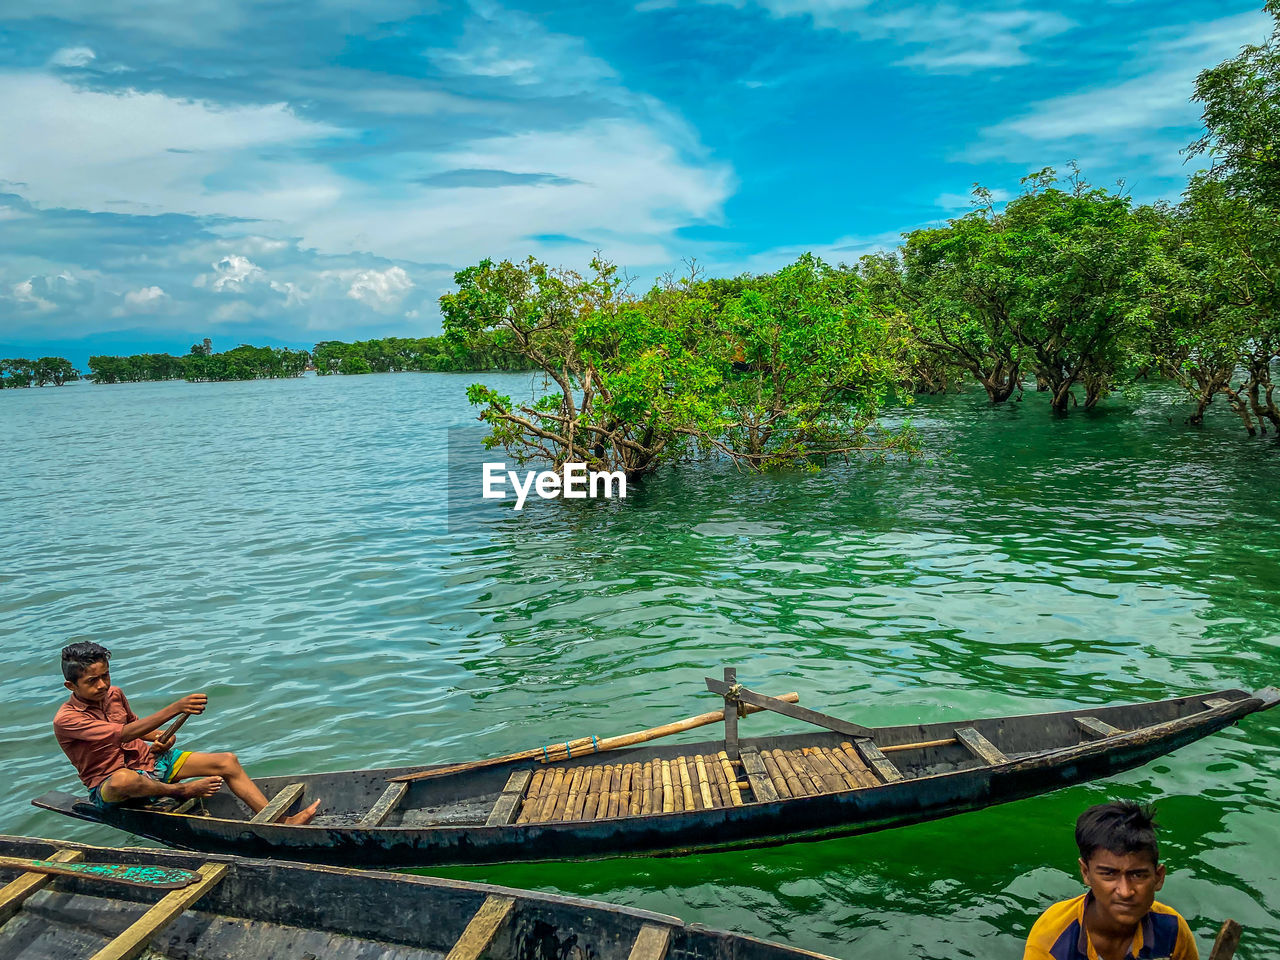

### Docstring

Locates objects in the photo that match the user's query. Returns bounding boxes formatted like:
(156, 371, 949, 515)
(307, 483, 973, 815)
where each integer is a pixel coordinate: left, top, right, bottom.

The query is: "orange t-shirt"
(53, 687, 157, 789)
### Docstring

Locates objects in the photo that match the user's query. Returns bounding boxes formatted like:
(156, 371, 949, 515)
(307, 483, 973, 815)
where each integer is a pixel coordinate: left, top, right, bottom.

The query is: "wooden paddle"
(0, 856, 201, 889)
(390, 692, 802, 783)
(156, 711, 191, 749)
(1209, 919, 1242, 960)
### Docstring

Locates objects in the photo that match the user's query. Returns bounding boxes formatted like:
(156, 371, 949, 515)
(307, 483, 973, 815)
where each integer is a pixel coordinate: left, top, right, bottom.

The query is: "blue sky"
(0, 0, 1271, 366)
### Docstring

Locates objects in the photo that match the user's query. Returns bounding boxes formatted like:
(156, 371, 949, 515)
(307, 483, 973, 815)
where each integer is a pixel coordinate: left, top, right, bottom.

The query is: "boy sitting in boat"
(53, 642, 320, 824)
(1024, 801, 1197, 960)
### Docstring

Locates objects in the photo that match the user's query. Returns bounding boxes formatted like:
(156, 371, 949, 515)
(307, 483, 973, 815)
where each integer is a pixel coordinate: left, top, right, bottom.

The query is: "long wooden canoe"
(0, 834, 836, 960)
(31, 683, 1279, 868)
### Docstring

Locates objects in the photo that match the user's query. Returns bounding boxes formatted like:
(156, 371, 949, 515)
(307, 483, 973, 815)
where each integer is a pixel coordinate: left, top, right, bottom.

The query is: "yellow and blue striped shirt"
(1024, 892, 1198, 959)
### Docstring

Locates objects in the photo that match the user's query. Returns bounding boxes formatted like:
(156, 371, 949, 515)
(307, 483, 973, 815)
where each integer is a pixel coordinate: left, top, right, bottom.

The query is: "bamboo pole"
(677, 757, 696, 810)
(760, 751, 791, 798)
(717, 751, 743, 806)
(772, 751, 807, 797)
(823, 746, 865, 790)
(606, 765, 623, 818)
(705, 754, 727, 807)
(694, 756, 715, 809)
(881, 737, 955, 754)
(391, 693, 801, 783)
(641, 761, 654, 815)
(803, 747, 848, 793)
(517, 770, 547, 824)
(713, 756, 732, 806)
(788, 751, 827, 794)
(593, 766, 614, 820)
(838, 742, 879, 786)
(632, 762, 644, 815)
(559, 768, 585, 821)
(582, 769, 600, 820)
(536, 769, 566, 822)
(661, 760, 675, 813)
(620, 764, 634, 817)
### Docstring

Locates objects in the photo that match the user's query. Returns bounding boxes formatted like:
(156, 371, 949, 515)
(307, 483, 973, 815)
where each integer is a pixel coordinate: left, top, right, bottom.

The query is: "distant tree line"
(88, 341, 309, 383)
(0, 357, 80, 388)
(312, 334, 533, 374)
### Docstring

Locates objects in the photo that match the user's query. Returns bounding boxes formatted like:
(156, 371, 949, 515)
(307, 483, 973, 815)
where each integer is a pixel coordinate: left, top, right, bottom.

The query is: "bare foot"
(284, 799, 321, 825)
(173, 776, 223, 799)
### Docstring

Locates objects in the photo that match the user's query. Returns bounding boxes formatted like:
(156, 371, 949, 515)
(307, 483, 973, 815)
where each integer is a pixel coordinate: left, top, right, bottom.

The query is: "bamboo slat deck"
(516, 743, 891, 824)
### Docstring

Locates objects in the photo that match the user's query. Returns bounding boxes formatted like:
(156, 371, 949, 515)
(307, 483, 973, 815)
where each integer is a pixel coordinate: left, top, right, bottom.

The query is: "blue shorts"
(89, 749, 193, 808)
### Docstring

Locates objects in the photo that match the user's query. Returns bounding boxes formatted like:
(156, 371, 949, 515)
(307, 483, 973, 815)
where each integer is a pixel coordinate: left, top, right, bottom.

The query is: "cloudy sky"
(0, 0, 1270, 365)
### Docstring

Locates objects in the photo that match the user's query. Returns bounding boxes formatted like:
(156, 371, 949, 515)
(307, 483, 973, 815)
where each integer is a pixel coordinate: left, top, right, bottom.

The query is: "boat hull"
(0, 834, 833, 960)
(31, 688, 1278, 868)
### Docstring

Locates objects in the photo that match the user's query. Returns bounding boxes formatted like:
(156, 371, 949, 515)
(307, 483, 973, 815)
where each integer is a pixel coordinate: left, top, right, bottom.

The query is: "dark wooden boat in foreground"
(0, 834, 836, 960)
(32, 676, 1279, 868)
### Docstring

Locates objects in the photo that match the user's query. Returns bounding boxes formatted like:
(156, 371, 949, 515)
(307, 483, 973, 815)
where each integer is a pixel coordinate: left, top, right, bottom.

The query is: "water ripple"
(1, 376, 1277, 958)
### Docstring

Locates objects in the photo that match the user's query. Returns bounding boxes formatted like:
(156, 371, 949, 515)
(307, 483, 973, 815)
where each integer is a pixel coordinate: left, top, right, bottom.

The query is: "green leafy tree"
(992, 170, 1161, 413)
(1, 359, 35, 388)
(442, 255, 691, 477)
(442, 255, 913, 477)
(1181, 3, 1280, 434)
(34, 357, 80, 386)
(702, 255, 912, 466)
(862, 193, 1023, 404)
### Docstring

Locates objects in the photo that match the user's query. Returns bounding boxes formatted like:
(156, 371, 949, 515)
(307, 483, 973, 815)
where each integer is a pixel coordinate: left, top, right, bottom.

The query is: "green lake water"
(1, 373, 1277, 958)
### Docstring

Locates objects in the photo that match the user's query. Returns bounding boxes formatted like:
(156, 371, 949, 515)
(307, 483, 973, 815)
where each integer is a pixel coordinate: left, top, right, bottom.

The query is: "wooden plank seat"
(849, 740, 904, 783)
(1203, 697, 1233, 710)
(90, 862, 228, 960)
(444, 895, 515, 960)
(361, 781, 409, 827)
(627, 924, 672, 960)
(250, 783, 306, 824)
(954, 726, 1009, 765)
(1075, 716, 1123, 739)
(486, 771, 533, 826)
(0, 848, 84, 926)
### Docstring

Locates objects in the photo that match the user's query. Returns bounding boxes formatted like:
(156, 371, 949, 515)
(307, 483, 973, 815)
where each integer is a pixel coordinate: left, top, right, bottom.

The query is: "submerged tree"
(442, 255, 914, 478)
(862, 197, 1023, 404)
(1180, 2, 1280, 435)
(868, 171, 1163, 414)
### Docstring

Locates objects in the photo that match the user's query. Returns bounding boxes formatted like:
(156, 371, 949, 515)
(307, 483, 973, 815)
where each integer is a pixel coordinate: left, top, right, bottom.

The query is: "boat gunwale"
(30, 687, 1271, 847)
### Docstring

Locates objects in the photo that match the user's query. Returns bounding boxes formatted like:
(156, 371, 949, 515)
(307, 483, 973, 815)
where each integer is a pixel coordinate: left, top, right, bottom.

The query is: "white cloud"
(877, 7, 1073, 72)
(426, 0, 618, 95)
(0, 72, 343, 220)
(12, 279, 56, 312)
(973, 11, 1272, 177)
(195, 254, 267, 292)
(9, 272, 89, 313)
(651, 1, 1072, 73)
(124, 285, 168, 307)
(346, 265, 413, 309)
(49, 46, 96, 68)
(109, 285, 171, 317)
(306, 118, 733, 269)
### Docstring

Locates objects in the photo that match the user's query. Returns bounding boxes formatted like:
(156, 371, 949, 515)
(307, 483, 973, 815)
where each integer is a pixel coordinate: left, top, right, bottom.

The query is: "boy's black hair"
(61, 642, 111, 682)
(1076, 801, 1160, 865)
